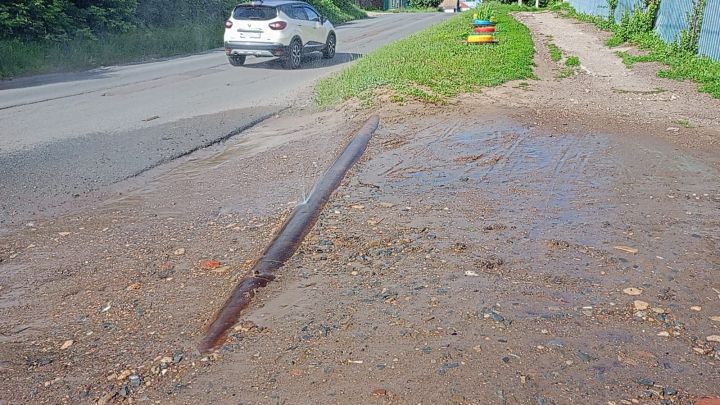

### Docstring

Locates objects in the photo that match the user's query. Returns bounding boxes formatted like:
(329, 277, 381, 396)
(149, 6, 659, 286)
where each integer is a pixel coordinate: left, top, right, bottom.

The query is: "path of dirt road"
(1, 11, 719, 405)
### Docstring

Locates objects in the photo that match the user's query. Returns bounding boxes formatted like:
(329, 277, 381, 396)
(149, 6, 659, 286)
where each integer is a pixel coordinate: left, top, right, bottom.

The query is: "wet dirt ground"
(1, 11, 719, 405)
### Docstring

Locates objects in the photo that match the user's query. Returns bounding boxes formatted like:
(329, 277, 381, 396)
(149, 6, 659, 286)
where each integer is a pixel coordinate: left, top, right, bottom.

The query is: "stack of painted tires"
(468, 19, 496, 44)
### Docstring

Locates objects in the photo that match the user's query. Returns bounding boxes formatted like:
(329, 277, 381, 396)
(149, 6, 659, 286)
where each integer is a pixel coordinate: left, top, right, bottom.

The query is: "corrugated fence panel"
(567, 0, 611, 18)
(614, 0, 646, 23)
(698, 0, 720, 60)
(655, 0, 693, 44)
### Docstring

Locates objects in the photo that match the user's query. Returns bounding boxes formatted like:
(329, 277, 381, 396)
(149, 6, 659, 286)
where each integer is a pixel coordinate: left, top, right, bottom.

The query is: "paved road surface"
(0, 13, 450, 227)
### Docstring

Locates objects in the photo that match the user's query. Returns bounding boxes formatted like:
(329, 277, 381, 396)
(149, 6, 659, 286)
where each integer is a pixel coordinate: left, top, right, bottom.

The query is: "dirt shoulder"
(1, 11, 719, 405)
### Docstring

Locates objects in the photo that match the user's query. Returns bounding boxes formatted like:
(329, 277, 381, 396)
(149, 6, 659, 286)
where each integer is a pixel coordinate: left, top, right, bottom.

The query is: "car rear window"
(232, 5, 277, 20)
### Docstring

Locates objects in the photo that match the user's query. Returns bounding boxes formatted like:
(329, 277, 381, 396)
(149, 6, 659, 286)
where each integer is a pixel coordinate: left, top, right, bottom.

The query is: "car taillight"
(225, 20, 233, 29)
(269, 21, 287, 30)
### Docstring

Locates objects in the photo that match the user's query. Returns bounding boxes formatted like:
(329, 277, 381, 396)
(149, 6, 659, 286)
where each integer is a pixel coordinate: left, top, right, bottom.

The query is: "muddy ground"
(1, 11, 719, 405)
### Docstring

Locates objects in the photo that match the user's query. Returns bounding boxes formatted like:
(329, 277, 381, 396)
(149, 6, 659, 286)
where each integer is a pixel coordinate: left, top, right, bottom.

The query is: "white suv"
(223, 0, 337, 69)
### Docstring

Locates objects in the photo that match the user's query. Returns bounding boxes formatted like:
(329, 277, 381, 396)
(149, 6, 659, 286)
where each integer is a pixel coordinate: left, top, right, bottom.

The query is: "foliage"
(547, 41, 562, 62)
(0, 0, 366, 78)
(607, 0, 659, 47)
(0, 0, 139, 41)
(564, 55, 580, 66)
(675, 0, 706, 54)
(314, 4, 535, 106)
(0, 23, 222, 78)
(307, 0, 367, 25)
(409, 0, 443, 9)
(473, 4, 494, 20)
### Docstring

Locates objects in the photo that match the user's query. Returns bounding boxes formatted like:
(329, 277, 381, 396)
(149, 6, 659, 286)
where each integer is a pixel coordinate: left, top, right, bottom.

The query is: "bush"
(409, 0, 443, 9)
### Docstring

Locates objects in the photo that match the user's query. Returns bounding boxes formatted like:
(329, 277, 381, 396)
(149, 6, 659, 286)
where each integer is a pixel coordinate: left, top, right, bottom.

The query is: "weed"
(672, 119, 692, 128)
(555, 66, 576, 79)
(565, 55, 580, 66)
(547, 42, 562, 62)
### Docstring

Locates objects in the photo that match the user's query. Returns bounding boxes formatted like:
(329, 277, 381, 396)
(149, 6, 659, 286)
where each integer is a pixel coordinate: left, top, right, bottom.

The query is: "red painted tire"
(474, 26, 496, 33)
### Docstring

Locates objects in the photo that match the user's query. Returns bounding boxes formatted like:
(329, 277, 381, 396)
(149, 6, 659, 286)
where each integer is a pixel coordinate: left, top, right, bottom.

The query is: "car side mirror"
(319, 16, 326, 24)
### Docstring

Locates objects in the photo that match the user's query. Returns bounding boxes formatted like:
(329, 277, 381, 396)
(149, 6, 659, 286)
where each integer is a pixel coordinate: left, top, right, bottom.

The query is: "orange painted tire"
(467, 34, 495, 43)
(474, 26, 495, 33)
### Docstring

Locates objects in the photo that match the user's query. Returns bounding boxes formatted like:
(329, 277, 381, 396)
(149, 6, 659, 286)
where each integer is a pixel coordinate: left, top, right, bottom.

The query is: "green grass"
(672, 119, 692, 128)
(0, 23, 224, 79)
(557, 4, 720, 99)
(547, 41, 562, 62)
(564, 55, 580, 66)
(314, 4, 535, 106)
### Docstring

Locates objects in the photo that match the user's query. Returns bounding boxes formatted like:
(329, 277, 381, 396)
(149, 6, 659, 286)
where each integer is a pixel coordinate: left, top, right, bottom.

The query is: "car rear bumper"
(224, 41, 286, 57)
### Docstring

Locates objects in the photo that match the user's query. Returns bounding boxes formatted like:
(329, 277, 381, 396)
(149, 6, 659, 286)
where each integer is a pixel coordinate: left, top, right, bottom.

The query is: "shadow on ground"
(241, 52, 363, 70)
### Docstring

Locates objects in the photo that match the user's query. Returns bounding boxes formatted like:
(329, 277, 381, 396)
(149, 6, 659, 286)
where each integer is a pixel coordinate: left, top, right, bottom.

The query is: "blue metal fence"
(699, 0, 720, 60)
(614, 0, 646, 23)
(567, 0, 610, 18)
(655, 0, 693, 44)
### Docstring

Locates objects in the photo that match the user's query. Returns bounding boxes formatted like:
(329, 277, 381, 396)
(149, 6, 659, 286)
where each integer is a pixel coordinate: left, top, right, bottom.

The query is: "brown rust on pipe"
(198, 115, 380, 353)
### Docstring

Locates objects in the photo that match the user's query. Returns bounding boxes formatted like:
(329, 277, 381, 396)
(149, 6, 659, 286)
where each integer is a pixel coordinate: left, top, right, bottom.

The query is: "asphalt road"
(0, 12, 450, 228)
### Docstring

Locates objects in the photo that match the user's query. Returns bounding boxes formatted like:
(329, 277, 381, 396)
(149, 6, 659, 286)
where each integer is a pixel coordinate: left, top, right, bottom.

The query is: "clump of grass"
(547, 42, 562, 62)
(672, 119, 692, 128)
(555, 66, 576, 79)
(314, 4, 535, 106)
(565, 55, 580, 66)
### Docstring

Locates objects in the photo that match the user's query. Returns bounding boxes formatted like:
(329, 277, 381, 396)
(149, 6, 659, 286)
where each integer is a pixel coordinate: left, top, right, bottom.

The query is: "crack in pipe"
(198, 115, 380, 353)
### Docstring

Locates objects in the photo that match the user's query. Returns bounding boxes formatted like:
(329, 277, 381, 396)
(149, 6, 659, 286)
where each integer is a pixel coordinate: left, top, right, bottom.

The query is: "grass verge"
(314, 4, 535, 107)
(0, 23, 222, 79)
(553, 3, 720, 99)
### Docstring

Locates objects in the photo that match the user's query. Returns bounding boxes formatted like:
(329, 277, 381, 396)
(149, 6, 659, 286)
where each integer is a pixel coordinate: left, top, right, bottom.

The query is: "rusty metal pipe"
(198, 115, 380, 353)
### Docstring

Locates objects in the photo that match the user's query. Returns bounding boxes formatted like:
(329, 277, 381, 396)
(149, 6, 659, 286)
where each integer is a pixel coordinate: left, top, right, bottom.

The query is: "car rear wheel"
(282, 38, 302, 69)
(228, 55, 246, 66)
(322, 33, 336, 59)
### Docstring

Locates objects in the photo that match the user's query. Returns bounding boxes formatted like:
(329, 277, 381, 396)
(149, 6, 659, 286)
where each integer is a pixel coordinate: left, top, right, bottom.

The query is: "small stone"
(464, 270, 479, 277)
(623, 287, 642, 296)
(473, 345, 482, 352)
(710, 316, 720, 322)
(126, 283, 141, 291)
(373, 389, 387, 396)
(60, 340, 74, 350)
(633, 300, 650, 310)
(652, 307, 666, 314)
(637, 378, 654, 387)
(576, 351, 593, 362)
(706, 335, 720, 343)
(691, 306, 702, 311)
(117, 370, 132, 381)
(129, 375, 141, 387)
(350, 205, 365, 210)
(451, 395, 465, 403)
(657, 331, 670, 337)
(173, 248, 185, 255)
(663, 386, 677, 396)
(58, 232, 71, 236)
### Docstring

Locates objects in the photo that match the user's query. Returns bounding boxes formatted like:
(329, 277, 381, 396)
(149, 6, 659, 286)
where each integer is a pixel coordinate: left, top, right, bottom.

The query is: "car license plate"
(239, 30, 261, 39)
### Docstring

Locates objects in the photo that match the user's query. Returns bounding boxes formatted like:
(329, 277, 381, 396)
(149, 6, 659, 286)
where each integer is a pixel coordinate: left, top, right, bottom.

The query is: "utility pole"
(535, 0, 539, 7)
